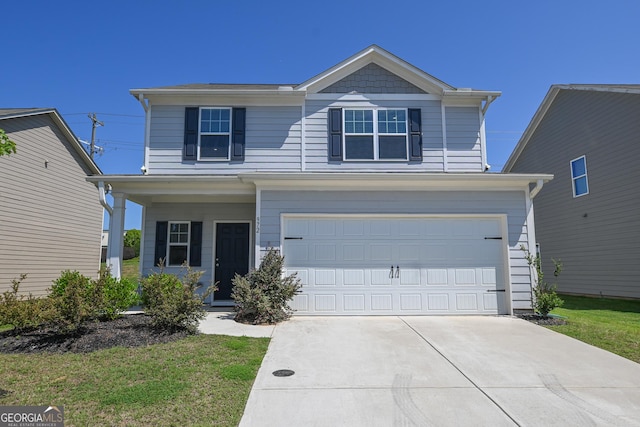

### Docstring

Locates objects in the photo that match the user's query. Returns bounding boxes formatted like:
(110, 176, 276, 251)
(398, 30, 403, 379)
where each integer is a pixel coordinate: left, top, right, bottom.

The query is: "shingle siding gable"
(320, 63, 427, 94)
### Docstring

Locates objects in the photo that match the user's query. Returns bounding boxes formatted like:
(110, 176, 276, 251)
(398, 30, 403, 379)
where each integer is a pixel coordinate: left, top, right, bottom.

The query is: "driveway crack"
(399, 317, 521, 427)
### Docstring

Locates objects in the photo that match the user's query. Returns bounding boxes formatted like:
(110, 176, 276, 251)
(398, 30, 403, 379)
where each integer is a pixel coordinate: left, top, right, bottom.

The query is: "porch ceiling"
(86, 175, 256, 206)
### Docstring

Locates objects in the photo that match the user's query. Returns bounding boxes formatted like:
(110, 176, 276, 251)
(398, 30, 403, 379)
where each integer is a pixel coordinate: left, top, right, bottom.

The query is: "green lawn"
(0, 335, 269, 426)
(547, 295, 640, 364)
(122, 257, 140, 282)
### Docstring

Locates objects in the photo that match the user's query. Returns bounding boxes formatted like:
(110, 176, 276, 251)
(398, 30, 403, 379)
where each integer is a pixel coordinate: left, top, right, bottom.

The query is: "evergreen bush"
(232, 248, 301, 324)
(140, 265, 212, 333)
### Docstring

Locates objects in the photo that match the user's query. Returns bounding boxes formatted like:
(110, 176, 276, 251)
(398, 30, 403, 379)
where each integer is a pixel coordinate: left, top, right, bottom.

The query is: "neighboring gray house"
(0, 109, 103, 296)
(503, 85, 640, 299)
(93, 46, 551, 315)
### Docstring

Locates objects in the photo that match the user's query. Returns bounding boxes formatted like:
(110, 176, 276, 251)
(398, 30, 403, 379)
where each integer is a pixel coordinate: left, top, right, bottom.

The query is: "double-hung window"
(570, 155, 589, 197)
(344, 109, 408, 160)
(168, 222, 190, 266)
(199, 108, 231, 160)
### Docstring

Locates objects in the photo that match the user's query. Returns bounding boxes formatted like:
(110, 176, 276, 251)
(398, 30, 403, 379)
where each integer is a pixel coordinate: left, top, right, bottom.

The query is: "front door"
(214, 223, 250, 300)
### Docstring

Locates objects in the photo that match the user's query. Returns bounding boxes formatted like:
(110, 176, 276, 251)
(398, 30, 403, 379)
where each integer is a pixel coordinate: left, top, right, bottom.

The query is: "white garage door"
(282, 216, 508, 315)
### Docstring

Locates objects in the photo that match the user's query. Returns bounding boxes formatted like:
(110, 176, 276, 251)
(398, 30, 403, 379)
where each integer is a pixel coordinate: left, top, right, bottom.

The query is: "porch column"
(108, 192, 126, 278)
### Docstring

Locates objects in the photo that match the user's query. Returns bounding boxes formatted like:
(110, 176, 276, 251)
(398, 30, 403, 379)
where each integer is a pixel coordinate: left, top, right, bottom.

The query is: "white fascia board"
(502, 86, 561, 172)
(239, 172, 553, 191)
(133, 92, 305, 107)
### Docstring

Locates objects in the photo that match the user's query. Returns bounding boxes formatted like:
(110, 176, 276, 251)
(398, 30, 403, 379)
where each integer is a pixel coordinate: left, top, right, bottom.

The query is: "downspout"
(98, 181, 114, 267)
(529, 179, 545, 199)
(481, 95, 497, 115)
(98, 181, 113, 216)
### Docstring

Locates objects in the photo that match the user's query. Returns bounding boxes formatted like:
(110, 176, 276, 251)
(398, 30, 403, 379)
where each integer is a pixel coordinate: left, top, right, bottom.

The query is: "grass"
(547, 294, 640, 363)
(0, 335, 269, 426)
(122, 256, 140, 282)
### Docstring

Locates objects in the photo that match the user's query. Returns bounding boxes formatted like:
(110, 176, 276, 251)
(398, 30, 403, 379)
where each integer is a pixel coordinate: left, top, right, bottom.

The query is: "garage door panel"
(343, 269, 365, 286)
(283, 216, 507, 315)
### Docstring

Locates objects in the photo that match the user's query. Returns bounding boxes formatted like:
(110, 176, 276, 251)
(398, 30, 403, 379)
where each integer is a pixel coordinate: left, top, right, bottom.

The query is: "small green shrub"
(232, 248, 301, 325)
(94, 267, 139, 320)
(50, 270, 95, 331)
(0, 274, 54, 332)
(522, 246, 564, 316)
(140, 265, 211, 333)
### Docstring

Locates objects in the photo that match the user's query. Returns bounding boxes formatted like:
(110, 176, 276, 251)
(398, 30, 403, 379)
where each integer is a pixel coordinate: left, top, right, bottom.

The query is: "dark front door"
(214, 223, 250, 300)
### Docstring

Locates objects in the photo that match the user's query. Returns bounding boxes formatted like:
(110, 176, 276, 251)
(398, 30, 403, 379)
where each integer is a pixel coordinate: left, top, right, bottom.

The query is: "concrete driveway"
(240, 316, 640, 427)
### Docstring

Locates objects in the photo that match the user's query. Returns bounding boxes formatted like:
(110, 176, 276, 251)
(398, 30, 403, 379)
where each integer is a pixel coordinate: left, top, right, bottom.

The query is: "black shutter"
(328, 108, 343, 161)
(154, 221, 168, 267)
(231, 108, 246, 161)
(408, 108, 422, 161)
(184, 107, 199, 161)
(189, 221, 203, 267)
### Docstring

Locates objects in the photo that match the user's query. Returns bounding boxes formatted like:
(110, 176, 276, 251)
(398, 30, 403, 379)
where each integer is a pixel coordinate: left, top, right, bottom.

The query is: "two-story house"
(91, 46, 551, 315)
(504, 85, 640, 299)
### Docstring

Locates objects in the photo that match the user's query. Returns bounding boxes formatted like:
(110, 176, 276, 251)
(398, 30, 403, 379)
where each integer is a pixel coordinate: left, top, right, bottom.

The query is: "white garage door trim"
(281, 213, 512, 315)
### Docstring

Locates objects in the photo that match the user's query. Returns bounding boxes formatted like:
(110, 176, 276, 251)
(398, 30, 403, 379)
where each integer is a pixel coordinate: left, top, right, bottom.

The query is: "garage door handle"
(486, 289, 506, 293)
(389, 266, 394, 278)
(395, 266, 400, 278)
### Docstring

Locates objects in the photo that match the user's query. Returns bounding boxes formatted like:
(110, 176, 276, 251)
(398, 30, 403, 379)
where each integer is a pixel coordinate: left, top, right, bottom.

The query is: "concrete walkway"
(197, 308, 275, 338)
(239, 316, 640, 427)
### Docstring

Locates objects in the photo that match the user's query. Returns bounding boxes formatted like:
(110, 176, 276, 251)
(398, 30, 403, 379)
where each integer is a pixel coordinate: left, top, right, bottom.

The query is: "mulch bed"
(0, 314, 189, 354)
(517, 314, 567, 326)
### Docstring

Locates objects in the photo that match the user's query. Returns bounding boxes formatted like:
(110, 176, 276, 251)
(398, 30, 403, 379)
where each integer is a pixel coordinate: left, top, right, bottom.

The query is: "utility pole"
(88, 113, 104, 159)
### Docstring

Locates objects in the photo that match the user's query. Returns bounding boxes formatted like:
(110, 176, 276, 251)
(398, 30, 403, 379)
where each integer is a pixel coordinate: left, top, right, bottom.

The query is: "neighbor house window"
(168, 222, 190, 266)
(344, 109, 408, 160)
(199, 108, 231, 160)
(570, 156, 589, 197)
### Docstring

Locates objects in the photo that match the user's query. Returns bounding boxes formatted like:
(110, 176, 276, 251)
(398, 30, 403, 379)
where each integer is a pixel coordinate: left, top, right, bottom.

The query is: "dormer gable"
(296, 45, 455, 95)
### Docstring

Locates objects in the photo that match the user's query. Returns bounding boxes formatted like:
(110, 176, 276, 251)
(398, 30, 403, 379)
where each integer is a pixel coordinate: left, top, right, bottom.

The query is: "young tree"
(0, 129, 17, 156)
(124, 229, 141, 257)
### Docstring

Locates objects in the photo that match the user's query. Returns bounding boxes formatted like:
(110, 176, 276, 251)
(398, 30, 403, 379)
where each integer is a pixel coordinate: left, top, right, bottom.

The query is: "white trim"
(441, 103, 448, 172)
(479, 106, 488, 173)
(255, 187, 262, 269)
(570, 155, 589, 197)
(167, 221, 191, 267)
(144, 104, 151, 172)
(212, 220, 253, 302)
(301, 104, 306, 171)
(197, 107, 232, 161)
(524, 187, 538, 308)
(139, 205, 146, 277)
(499, 213, 513, 315)
(342, 108, 409, 161)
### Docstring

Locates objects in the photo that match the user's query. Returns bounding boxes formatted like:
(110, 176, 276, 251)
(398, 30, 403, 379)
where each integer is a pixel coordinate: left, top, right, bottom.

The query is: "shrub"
(50, 270, 95, 331)
(140, 265, 211, 333)
(522, 246, 564, 316)
(232, 248, 301, 325)
(0, 274, 54, 332)
(94, 267, 140, 320)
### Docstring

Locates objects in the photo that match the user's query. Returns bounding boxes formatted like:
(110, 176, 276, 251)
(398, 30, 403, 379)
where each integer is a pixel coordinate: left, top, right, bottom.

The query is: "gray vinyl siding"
(509, 89, 640, 298)
(259, 190, 534, 309)
(147, 105, 302, 173)
(142, 203, 255, 287)
(304, 98, 446, 171)
(0, 114, 102, 296)
(445, 106, 483, 172)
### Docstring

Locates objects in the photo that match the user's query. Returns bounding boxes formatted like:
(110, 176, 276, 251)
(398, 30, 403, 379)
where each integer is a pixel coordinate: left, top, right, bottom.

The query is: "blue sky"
(3, 0, 639, 230)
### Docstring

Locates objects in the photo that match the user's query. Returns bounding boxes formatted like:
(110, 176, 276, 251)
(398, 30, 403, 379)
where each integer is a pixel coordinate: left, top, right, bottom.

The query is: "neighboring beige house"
(0, 108, 103, 296)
